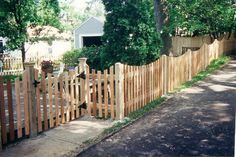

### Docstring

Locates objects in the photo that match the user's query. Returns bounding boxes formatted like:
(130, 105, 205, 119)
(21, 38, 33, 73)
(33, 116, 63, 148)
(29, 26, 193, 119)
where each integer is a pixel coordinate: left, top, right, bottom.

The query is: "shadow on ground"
(78, 61, 236, 157)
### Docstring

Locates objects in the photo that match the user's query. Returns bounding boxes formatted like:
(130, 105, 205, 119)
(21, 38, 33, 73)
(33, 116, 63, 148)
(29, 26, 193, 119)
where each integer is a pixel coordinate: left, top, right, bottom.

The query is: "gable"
(75, 17, 104, 35)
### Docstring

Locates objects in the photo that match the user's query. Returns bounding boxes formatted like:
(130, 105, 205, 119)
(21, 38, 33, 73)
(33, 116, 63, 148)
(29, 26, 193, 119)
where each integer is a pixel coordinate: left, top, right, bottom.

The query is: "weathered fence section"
(0, 37, 235, 150)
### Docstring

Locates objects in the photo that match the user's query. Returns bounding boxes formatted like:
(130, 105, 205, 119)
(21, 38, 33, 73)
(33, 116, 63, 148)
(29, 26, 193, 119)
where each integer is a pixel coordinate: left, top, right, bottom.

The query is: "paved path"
(0, 117, 113, 157)
(79, 60, 236, 157)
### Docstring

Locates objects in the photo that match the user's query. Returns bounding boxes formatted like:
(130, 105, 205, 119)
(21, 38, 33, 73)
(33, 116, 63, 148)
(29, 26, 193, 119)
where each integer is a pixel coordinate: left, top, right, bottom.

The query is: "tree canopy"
(0, 0, 61, 64)
(102, 0, 162, 68)
(165, 0, 236, 38)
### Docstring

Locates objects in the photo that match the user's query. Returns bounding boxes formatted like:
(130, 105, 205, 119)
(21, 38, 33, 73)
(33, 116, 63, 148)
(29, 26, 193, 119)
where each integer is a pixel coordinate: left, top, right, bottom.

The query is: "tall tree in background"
(0, 0, 61, 66)
(102, 0, 161, 68)
(38, 0, 61, 29)
(165, 0, 236, 39)
(0, 0, 38, 64)
(153, 0, 172, 55)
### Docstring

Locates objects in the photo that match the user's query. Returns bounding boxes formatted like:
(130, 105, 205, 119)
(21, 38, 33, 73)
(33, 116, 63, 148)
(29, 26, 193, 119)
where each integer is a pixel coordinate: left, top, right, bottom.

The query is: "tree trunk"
(153, 0, 173, 56)
(21, 42, 26, 69)
(154, 0, 163, 32)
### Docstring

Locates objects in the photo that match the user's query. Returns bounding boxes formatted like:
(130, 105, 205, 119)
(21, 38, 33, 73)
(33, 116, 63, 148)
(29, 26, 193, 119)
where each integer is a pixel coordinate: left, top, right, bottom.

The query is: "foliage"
(3, 74, 22, 83)
(62, 49, 81, 67)
(102, 0, 162, 68)
(0, 0, 61, 65)
(62, 46, 104, 70)
(165, 0, 236, 38)
(60, 0, 104, 31)
(37, 0, 61, 29)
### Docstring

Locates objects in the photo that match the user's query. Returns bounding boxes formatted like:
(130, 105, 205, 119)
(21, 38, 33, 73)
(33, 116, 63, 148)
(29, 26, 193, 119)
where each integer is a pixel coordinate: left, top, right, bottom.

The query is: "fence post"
(78, 58, 88, 114)
(25, 63, 37, 137)
(187, 50, 192, 81)
(115, 63, 124, 120)
(0, 120, 1, 151)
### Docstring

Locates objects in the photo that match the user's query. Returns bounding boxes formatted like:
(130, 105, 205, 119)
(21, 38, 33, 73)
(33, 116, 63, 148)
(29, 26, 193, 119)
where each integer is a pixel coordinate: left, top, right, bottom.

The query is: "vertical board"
(0, 77, 7, 144)
(7, 81, 14, 141)
(92, 70, 97, 116)
(41, 72, 48, 130)
(65, 72, 70, 122)
(70, 72, 75, 120)
(104, 70, 108, 118)
(15, 78, 22, 138)
(109, 66, 115, 119)
(48, 74, 54, 128)
(23, 71, 30, 135)
(35, 70, 42, 132)
(59, 74, 65, 124)
(97, 71, 102, 117)
(54, 77, 59, 126)
(75, 74, 80, 118)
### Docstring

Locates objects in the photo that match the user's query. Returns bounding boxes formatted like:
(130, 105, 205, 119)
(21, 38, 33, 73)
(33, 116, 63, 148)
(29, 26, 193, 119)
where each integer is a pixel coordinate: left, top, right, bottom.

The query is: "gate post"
(115, 63, 124, 120)
(78, 58, 88, 115)
(25, 63, 37, 137)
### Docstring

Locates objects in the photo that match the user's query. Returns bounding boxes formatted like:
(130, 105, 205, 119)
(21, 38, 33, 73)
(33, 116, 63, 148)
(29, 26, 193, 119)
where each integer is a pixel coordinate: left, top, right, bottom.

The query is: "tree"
(102, 0, 161, 68)
(165, 0, 236, 39)
(153, 0, 172, 55)
(0, 0, 38, 64)
(0, 0, 61, 66)
(38, 0, 61, 29)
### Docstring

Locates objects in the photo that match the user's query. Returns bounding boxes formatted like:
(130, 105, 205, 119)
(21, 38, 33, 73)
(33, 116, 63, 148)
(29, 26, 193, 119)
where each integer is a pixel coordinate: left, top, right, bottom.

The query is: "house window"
(83, 36, 102, 47)
(0, 40, 3, 54)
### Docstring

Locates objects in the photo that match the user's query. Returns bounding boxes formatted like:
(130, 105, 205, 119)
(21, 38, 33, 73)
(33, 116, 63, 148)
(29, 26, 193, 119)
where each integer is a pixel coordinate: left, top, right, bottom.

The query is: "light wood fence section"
(0, 37, 235, 149)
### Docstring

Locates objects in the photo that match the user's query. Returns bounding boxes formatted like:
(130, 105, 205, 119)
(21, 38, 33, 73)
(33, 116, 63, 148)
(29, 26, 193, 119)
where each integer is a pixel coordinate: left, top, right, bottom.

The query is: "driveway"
(78, 60, 236, 157)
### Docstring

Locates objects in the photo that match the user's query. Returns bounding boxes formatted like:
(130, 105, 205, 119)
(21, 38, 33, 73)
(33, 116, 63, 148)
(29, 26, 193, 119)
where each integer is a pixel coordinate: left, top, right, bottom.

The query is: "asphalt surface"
(78, 60, 236, 157)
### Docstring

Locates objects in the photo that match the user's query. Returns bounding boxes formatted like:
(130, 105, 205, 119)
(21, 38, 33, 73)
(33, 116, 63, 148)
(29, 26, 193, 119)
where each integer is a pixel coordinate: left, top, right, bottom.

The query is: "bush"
(62, 49, 81, 67)
(62, 46, 105, 70)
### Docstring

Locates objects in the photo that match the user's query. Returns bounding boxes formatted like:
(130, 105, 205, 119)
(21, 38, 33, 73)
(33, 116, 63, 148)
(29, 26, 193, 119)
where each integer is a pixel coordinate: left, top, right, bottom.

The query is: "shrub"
(62, 49, 81, 67)
(62, 46, 105, 70)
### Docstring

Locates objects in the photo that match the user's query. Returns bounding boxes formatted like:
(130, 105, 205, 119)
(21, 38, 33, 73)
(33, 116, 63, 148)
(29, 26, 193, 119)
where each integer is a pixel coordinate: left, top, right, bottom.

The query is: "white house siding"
(25, 40, 72, 59)
(74, 17, 104, 48)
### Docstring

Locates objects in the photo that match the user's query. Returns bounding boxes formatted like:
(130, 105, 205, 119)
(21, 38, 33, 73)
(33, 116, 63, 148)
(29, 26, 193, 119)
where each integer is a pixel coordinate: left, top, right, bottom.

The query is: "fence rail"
(0, 36, 235, 150)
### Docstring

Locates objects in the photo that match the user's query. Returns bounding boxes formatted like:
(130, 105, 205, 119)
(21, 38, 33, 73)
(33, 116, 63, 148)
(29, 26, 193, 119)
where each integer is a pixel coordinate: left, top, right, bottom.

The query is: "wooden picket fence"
(0, 37, 235, 150)
(123, 37, 236, 115)
(0, 56, 60, 76)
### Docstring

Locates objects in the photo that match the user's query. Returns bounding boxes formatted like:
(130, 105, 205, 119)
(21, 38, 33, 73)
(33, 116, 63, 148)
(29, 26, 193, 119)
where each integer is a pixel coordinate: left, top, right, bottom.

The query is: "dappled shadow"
(78, 61, 236, 157)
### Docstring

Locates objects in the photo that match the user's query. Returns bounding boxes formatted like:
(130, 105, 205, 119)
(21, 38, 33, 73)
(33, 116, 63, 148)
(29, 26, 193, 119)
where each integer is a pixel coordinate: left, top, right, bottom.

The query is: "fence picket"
(15, 78, 22, 138)
(59, 74, 65, 124)
(7, 81, 14, 141)
(54, 76, 59, 126)
(0, 77, 7, 144)
(22, 71, 30, 135)
(41, 72, 48, 130)
(48, 74, 54, 128)
(104, 70, 108, 118)
(109, 66, 115, 119)
(92, 70, 97, 116)
(98, 71, 102, 117)
(35, 69, 42, 132)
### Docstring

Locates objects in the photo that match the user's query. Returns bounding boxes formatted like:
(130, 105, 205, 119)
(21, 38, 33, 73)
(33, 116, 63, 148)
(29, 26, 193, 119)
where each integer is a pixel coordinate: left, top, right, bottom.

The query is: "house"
(74, 17, 104, 49)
